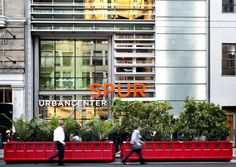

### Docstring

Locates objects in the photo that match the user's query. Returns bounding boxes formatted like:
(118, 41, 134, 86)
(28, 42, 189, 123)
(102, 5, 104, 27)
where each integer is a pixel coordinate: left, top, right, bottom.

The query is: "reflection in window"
(222, 43, 236, 75)
(116, 67, 133, 72)
(0, 89, 12, 103)
(136, 58, 153, 64)
(136, 67, 153, 72)
(40, 39, 108, 90)
(222, 0, 235, 12)
(116, 58, 133, 64)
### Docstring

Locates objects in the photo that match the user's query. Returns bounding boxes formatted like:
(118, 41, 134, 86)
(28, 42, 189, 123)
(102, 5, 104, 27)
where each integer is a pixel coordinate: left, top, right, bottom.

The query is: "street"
(1, 160, 236, 167)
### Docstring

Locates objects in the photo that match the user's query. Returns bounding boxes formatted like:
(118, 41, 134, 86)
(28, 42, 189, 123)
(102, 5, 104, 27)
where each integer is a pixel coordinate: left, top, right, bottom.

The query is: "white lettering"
(64, 101, 71, 106)
(57, 101, 64, 107)
(51, 100, 57, 107)
(102, 100, 107, 106)
(38, 100, 44, 107)
(45, 100, 50, 106)
(38, 100, 109, 107)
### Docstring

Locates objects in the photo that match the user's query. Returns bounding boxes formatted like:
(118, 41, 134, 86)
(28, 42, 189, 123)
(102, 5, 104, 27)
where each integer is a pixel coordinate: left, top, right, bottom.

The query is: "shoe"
(121, 160, 128, 165)
(140, 162, 147, 165)
(47, 157, 53, 161)
(58, 163, 64, 166)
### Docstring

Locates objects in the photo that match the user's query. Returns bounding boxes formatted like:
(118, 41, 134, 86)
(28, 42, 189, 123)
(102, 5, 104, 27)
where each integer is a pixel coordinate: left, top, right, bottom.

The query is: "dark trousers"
(50, 141, 64, 164)
(122, 145, 145, 163)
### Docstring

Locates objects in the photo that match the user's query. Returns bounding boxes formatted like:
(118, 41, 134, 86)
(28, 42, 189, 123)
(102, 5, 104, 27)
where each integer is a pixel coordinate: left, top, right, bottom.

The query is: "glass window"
(222, 43, 236, 75)
(5, 90, 12, 103)
(136, 58, 153, 64)
(222, 0, 235, 12)
(116, 58, 133, 64)
(135, 76, 154, 80)
(40, 78, 54, 90)
(0, 90, 3, 103)
(40, 39, 108, 90)
(115, 76, 134, 81)
(116, 67, 133, 72)
(136, 67, 153, 72)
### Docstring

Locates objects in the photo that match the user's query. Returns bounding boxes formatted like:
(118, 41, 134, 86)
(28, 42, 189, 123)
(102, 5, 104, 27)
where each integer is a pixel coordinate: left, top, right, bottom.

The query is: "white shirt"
(53, 126, 65, 145)
(131, 129, 142, 145)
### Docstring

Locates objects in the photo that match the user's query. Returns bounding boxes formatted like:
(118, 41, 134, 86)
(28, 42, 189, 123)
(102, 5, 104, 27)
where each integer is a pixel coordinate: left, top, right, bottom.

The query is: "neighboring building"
(210, 0, 236, 146)
(0, 0, 25, 138)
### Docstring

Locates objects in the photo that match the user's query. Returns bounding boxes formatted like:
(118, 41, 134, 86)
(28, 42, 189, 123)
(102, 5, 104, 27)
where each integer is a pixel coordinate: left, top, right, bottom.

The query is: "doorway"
(0, 87, 13, 143)
(223, 106, 236, 147)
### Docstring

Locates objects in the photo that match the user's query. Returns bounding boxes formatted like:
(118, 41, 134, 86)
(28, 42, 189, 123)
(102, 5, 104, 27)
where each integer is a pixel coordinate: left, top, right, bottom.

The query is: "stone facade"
(0, 0, 25, 120)
(0, 0, 25, 74)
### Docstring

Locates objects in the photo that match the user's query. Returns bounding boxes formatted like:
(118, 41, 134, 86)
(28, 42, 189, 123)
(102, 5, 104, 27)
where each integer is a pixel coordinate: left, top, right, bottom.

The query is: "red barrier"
(120, 141, 233, 161)
(4, 141, 115, 162)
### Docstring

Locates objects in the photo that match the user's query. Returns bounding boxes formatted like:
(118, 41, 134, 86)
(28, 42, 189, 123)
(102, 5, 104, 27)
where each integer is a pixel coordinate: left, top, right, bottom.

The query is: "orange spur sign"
(89, 83, 146, 97)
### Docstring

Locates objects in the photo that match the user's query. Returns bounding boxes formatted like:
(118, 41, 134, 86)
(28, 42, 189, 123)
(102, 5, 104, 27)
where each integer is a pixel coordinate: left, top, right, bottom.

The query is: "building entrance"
(0, 88, 13, 143)
(0, 104, 13, 142)
(223, 106, 236, 147)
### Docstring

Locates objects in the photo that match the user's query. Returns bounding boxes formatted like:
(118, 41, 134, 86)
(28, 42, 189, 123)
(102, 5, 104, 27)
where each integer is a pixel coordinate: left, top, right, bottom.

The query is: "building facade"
(3, 0, 236, 145)
(211, 0, 236, 145)
(0, 0, 25, 137)
(26, 0, 208, 125)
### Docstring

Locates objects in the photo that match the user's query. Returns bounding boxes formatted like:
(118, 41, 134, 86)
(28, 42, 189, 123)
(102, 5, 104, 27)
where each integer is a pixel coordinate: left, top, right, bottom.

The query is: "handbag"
(132, 144, 142, 150)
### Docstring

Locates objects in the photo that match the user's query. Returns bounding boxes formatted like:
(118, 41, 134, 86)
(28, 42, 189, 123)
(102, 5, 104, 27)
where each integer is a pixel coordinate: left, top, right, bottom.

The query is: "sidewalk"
(0, 149, 3, 159)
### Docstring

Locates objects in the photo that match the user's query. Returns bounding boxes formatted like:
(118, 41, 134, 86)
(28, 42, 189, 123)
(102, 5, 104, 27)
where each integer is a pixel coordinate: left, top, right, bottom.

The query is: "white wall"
(0, 74, 25, 119)
(210, 0, 236, 106)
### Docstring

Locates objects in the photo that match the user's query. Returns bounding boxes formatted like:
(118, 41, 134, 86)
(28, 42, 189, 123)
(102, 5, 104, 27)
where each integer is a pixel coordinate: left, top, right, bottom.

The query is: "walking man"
(121, 125, 146, 165)
(49, 122, 65, 166)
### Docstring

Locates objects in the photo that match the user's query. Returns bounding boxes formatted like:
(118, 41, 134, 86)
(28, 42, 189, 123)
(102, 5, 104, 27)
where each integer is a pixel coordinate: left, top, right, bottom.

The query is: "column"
(12, 84, 25, 120)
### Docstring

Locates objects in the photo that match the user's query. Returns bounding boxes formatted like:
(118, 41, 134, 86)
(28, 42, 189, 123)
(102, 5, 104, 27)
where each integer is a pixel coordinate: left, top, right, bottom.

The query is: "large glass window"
(32, 0, 154, 20)
(222, 43, 236, 75)
(39, 39, 108, 90)
(223, 0, 235, 12)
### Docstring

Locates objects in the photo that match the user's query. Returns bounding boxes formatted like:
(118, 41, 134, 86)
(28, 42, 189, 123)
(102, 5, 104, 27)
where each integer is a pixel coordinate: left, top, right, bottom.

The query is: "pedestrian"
(70, 133, 82, 142)
(49, 122, 65, 166)
(121, 125, 146, 165)
(6, 129, 11, 142)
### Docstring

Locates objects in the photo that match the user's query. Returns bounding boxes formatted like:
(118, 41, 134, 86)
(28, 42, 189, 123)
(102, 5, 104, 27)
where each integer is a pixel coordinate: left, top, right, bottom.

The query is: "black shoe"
(58, 163, 64, 166)
(121, 160, 128, 165)
(48, 157, 53, 161)
(140, 162, 147, 165)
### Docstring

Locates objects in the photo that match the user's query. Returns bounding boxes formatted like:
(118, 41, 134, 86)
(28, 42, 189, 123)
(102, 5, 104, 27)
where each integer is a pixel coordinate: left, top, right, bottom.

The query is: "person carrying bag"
(121, 125, 146, 165)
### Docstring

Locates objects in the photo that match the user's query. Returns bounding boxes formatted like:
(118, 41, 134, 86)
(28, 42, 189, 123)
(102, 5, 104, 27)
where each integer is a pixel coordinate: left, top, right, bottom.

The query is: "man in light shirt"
(121, 125, 146, 165)
(49, 122, 65, 166)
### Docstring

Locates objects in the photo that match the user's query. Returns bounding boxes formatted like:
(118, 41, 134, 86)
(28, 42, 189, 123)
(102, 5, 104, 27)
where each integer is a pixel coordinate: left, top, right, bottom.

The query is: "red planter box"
(4, 141, 116, 162)
(120, 141, 233, 161)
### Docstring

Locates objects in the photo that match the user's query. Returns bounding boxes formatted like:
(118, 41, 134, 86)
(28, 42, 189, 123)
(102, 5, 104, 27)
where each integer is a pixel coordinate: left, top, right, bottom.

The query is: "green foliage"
(3, 97, 229, 142)
(64, 117, 81, 141)
(12, 116, 33, 141)
(82, 117, 115, 141)
(175, 97, 229, 141)
(111, 99, 174, 140)
(27, 116, 52, 141)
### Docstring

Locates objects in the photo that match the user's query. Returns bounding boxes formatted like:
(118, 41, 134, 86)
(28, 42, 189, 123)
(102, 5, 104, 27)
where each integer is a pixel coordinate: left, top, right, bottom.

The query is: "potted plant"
(111, 98, 233, 161)
(3, 115, 116, 162)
